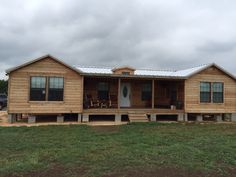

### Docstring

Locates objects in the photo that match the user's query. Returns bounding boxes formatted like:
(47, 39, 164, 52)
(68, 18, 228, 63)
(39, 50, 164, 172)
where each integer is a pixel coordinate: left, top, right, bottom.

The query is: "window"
(142, 83, 152, 101)
(30, 76, 64, 101)
(212, 82, 223, 103)
(122, 72, 130, 75)
(98, 82, 109, 100)
(48, 77, 64, 101)
(30, 76, 46, 101)
(200, 82, 211, 103)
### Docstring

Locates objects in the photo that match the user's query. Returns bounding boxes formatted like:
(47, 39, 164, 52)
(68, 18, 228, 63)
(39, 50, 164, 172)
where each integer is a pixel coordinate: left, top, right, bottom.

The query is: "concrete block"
(8, 114, 16, 123)
(178, 113, 184, 121)
(196, 115, 203, 122)
(115, 114, 121, 122)
(78, 114, 82, 122)
(184, 113, 188, 121)
(150, 114, 156, 122)
(28, 115, 36, 123)
(224, 113, 231, 122)
(215, 115, 223, 122)
(83, 114, 89, 122)
(57, 116, 64, 123)
(232, 113, 236, 122)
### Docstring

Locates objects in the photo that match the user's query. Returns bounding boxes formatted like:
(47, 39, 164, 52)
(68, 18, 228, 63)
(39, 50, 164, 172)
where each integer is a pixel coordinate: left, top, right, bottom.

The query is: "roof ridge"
(177, 63, 213, 71)
(76, 65, 113, 69)
(77, 64, 212, 72)
(77, 65, 177, 72)
(136, 68, 176, 72)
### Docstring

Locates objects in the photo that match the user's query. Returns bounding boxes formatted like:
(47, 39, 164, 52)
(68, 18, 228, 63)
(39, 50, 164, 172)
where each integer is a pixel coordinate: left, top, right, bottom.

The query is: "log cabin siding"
(185, 66, 236, 113)
(8, 57, 83, 114)
(130, 80, 151, 108)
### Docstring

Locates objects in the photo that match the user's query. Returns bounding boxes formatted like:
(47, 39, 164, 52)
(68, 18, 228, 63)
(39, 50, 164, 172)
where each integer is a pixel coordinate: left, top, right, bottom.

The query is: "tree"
(0, 80, 8, 94)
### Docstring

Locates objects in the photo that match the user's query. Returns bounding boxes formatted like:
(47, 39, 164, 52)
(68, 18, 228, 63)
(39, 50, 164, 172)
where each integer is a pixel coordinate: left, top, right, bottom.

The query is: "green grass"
(0, 123, 236, 177)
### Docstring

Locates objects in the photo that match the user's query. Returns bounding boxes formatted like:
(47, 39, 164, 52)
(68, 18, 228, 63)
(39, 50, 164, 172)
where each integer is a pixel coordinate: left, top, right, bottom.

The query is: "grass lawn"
(0, 123, 236, 177)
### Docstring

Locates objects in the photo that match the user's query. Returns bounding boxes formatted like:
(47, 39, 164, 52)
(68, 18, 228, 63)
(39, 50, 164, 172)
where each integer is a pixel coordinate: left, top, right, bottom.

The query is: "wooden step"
(128, 113, 149, 122)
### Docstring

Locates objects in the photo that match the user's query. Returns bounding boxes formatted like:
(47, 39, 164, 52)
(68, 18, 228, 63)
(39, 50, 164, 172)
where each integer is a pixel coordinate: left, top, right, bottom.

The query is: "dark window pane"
(200, 82, 211, 103)
(200, 92, 211, 102)
(30, 89, 46, 101)
(48, 89, 63, 101)
(122, 72, 130, 75)
(213, 93, 223, 103)
(30, 77, 46, 101)
(98, 82, 109, 91)
(98, 82, 109, 100)
(142, 83, 152, 101)
(48, 77, 64, 101)
(213, 82, 223, 103)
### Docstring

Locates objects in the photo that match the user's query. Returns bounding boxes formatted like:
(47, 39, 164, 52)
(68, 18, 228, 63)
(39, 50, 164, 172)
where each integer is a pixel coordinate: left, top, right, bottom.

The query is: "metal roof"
(5, 54, 235, 80)
(76, 64, 213, 78)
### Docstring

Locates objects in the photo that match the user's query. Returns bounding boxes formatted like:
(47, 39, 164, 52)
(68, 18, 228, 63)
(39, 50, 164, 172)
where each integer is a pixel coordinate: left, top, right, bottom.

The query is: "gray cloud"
(0, 0, 236, 79)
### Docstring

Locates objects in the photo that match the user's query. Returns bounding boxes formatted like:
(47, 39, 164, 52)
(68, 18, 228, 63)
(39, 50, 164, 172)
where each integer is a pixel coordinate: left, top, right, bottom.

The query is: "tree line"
(0, 80, 8, 94)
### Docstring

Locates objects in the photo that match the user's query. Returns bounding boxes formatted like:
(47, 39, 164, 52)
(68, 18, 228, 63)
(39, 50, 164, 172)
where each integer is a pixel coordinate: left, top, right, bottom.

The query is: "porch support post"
(152, 79, 155, 109)
(81, 76, 84, 109)
(28, 115, 36, 123)
(215, 114, 223, 122)
(78, 113, 82, 122)
(118, 78, 121, 109)
(57, 115, 64, 123)
(115, 114, 121, 122)
(83, 114, 89, 122)
(196, 115, 203, 122)
(231, 113, 236, 122)
(150, 114, 156, 121)
(184, 113, 188, 121)
(178, 113, 185, 122)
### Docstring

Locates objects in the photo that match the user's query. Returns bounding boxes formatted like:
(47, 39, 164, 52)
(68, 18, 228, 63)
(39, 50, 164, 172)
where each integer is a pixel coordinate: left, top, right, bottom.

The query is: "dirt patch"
(91, 125, 120, 133)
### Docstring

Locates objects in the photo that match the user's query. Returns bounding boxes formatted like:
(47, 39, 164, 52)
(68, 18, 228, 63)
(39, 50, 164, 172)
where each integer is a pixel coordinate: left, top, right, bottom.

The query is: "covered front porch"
(83, 77, 185, 111)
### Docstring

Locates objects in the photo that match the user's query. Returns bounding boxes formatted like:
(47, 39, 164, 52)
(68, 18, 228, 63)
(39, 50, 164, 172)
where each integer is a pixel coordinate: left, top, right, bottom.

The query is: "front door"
(120, 83, 131, 107)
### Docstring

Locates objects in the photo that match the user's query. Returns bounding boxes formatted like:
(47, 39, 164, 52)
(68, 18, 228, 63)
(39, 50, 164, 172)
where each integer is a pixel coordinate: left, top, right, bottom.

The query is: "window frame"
(29, 75, 64, 102)
(212, 82, 224, 103)
(122, 72, 130, 75)
(30, 76, 47, 101)
(200, 82, 211, 103)
(48, 77, 64, 101)
(199, 81, 224, 104)
(141, 83, 152, 101)
(97, 82, 109, 100)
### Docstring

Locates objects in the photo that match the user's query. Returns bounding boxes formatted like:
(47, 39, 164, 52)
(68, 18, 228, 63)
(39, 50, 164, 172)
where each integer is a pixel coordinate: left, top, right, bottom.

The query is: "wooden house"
(6, 55, 236, 123)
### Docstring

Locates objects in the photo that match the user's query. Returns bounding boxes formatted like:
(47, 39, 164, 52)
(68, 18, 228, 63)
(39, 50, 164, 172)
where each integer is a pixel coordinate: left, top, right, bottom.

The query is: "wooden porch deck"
(83, 108, 184, 115)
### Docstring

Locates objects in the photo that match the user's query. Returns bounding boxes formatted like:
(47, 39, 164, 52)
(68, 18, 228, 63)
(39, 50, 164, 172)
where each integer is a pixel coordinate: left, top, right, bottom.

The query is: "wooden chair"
(86, 94, 100, 108)
(109, 94, 118, 108)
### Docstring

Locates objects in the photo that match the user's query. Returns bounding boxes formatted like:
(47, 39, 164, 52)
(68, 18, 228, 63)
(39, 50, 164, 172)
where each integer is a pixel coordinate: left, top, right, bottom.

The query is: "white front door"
(120, 83, 131, 107)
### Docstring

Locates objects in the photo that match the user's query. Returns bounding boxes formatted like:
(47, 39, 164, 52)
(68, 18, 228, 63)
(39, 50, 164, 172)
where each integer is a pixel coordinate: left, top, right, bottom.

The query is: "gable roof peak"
(6, 54, 81, 75)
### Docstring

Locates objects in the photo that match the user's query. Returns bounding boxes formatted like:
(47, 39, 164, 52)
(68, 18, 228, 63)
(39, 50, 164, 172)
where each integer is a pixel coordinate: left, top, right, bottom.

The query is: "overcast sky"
(1, 0, 236, 79)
